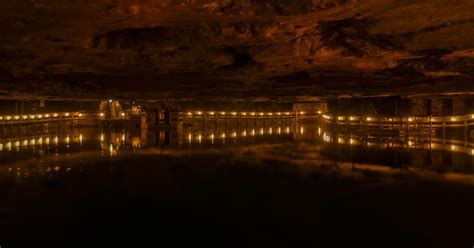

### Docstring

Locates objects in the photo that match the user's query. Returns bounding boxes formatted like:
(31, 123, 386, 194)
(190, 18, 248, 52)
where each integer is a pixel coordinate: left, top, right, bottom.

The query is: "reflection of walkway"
(321, 131, 474, 157)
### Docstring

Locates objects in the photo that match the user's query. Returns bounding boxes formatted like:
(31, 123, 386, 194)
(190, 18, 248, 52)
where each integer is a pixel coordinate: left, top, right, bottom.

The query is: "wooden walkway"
(181, 110, 318, 121)
(323, 113, 474, 129)
(0, 112, 81, 126)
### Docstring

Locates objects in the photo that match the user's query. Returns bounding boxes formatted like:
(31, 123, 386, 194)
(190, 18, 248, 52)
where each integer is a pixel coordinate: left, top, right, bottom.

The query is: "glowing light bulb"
(450, 117, 457, 122)
(367, 117, 372, 121)
(14, 116, 20, 120)
(208, 111, 215, 115)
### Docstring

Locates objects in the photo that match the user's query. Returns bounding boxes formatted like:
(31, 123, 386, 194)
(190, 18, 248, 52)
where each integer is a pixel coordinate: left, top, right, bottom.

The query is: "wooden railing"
(0, 112, 81, 125)
(323, 113, 474, 129)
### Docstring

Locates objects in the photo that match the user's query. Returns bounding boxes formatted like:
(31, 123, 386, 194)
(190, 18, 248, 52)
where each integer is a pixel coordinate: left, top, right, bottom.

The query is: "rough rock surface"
(1, 0, 473, 99)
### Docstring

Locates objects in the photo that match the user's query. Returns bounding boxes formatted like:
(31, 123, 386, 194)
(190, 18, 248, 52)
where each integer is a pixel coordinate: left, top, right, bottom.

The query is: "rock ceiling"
(0, 0, 474, 99)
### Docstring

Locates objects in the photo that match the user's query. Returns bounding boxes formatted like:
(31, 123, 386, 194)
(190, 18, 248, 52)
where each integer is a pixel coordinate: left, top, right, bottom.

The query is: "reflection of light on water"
(109, 144, 114, 155)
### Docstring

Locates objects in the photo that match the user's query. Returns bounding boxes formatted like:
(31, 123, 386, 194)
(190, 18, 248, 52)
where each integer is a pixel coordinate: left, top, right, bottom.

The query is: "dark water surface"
(1, 121, 474, 247)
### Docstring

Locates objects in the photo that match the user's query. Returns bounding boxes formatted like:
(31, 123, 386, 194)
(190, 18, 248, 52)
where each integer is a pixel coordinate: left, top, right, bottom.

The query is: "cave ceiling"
(1, 0, 474, 100)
